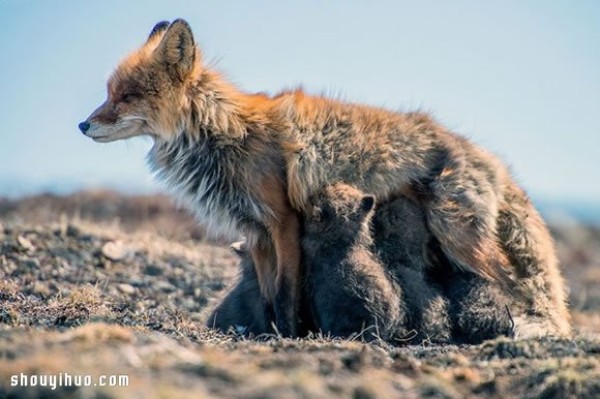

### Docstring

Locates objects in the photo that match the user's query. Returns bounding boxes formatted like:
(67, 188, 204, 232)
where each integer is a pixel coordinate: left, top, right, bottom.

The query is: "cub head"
(305, 183, 375, 239)
(79, 19, 201, 143)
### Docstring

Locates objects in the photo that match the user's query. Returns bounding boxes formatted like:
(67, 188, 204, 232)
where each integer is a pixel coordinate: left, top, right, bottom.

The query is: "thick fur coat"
(81, 19, 571, 337)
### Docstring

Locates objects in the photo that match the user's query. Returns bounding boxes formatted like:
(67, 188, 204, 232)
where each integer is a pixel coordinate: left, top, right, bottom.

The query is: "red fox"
(80, 19, 570, 337)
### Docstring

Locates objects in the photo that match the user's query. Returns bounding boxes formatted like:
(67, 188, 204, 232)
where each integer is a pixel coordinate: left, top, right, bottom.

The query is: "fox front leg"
(250, 231, 302, 337)
(251, 234, 301, 336)
(268, 213, 302, 337)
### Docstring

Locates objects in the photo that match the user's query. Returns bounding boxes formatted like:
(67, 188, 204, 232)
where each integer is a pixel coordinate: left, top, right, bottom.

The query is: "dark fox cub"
(206, 242, 316, 337)
(373, 194, 514, 343)
(206, 242, 270, 337)
(302, 183, 403, 342)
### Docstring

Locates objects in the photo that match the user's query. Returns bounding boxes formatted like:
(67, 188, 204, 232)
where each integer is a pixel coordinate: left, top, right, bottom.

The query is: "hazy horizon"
(1, 1, 599, 203)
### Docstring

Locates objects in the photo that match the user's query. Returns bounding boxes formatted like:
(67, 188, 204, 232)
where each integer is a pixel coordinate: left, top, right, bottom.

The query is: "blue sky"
(0, 1, 599, 202)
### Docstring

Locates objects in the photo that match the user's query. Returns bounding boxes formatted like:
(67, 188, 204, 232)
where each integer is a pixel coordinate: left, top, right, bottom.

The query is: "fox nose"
(78, 121, 90, 134)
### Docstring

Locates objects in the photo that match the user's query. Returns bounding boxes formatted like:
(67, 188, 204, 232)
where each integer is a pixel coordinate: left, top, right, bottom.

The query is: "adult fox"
(79, 19, 570, 337)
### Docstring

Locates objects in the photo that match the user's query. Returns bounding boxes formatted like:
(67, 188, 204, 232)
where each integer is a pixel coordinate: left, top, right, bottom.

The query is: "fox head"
(79, 19, 201, 142)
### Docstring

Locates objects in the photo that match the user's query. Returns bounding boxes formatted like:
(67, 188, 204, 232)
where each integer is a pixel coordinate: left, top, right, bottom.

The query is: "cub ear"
(360, 195, 375, 214)
(147, 21, 170, 42)
(154, 19, 196, 81)
(312, 206, 322, 223)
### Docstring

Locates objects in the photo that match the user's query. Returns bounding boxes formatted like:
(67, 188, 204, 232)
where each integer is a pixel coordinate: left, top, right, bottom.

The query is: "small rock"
(353, 386, 377, 399)
(453, 367, 481, 384)
(342, 350, 368, 372)
(190, 313, 204, 322)
(79, 234, 95, 242)
(66, 224, 81, 238)
(32, 281, 52, 297)
(154, 280, 175, 293)
(144, 264, 163, 276)
(0, 309, 15, 325)
(181, 298, 197, 311)
(17, 235, 35, 252)
(128, 278, 145, 288)
(117, 283, 136, 295)
(21, 259, 40, 270)
(101, 241, 129, 261)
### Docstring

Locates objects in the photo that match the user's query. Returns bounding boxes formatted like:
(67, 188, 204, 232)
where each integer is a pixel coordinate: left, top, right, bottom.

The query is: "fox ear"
(154, 19, 196, 81)
(147, 21, 170, 42)
(312, 206, 322, 222)
(229, 241, 247, 257)
(360, 195, 375, 214)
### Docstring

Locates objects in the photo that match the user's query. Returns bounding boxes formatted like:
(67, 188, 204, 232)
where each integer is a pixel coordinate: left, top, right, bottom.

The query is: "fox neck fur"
(146, 69, 295, 243)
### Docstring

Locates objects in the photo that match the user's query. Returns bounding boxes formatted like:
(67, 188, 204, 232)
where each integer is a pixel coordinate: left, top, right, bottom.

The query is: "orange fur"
(81, 19, 571, 337)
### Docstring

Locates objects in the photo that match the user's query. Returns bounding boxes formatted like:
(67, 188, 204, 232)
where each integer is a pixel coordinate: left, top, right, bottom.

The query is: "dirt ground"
(1, 192, 599, 399)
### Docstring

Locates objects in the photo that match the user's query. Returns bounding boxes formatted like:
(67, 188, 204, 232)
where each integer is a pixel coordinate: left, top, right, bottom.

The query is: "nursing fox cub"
(80, 19, 570, 337)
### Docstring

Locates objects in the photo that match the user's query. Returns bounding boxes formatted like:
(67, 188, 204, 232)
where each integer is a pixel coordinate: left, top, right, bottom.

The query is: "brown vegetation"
(0, 192, 599, 398)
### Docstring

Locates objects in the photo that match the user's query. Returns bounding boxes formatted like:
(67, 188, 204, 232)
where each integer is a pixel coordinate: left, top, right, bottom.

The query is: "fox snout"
(79, 100, 148, 143)
(78, 121, 91, 134)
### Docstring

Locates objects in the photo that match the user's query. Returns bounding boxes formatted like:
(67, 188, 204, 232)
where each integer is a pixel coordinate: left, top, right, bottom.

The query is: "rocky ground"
(1, 191, 599, 399)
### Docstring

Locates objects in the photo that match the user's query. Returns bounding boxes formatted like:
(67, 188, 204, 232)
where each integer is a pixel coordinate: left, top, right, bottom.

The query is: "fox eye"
(121, 93, 139, 103)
